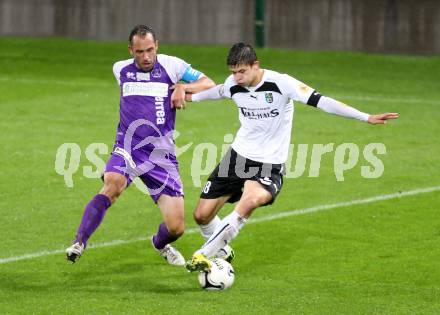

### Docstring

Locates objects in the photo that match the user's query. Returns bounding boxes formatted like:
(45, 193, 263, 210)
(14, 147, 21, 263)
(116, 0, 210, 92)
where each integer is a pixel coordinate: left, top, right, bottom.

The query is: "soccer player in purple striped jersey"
(66, 25, 215, 265)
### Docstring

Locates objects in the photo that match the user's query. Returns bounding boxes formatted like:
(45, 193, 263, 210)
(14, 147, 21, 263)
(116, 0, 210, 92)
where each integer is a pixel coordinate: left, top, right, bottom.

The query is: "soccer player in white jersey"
(185, 42, 399, 272)
(65, 25, 215, 266)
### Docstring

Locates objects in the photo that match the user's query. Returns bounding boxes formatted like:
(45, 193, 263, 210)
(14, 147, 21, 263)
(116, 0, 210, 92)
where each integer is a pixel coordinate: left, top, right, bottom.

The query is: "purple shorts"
(105, 146, 184, 203)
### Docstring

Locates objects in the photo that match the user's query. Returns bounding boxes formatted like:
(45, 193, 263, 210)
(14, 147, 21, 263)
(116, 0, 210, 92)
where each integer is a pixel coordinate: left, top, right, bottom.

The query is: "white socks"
(199, 211, 246, 258)
(199, 215, 221, 241)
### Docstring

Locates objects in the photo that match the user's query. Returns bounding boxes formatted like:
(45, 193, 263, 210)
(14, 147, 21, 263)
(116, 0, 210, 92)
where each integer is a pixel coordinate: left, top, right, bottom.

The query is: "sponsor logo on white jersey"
(238, 106, 279, 119)
(265, 92, 273, 103)
(122, 82, 168, 97)
(136, 72, 150, 81)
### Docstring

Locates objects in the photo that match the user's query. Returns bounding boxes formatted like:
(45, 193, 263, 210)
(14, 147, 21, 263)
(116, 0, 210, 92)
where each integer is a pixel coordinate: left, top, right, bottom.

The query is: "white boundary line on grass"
(1, 185, 439, 265)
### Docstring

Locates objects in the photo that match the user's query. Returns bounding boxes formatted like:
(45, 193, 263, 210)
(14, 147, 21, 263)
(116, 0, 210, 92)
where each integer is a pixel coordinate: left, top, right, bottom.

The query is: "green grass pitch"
(0, 37, 439, 314)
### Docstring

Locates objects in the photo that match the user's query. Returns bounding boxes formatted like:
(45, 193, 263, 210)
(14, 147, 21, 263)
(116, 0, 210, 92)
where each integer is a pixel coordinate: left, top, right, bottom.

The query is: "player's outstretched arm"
(316, 95, 399, 125)
(186, 84, 225, 102)
(171, 76, 216, 109)
(177, 76, 216, 94)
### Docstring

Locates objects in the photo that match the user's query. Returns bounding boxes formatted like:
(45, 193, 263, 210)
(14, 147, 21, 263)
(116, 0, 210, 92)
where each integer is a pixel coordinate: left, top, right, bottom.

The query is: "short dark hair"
(226, 42, 258, 66)
(129, 25, 156, 46)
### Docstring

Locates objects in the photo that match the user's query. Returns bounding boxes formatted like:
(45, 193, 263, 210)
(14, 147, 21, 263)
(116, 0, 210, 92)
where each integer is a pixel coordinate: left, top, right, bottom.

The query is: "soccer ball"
(198, 258, 235, 291)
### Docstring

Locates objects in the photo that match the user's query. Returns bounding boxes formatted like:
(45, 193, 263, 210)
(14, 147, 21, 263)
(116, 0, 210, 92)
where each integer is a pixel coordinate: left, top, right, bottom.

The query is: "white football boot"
(151, 237, 185, 266)
(66, 242, 85, 263)
(215, 245, 235, 263)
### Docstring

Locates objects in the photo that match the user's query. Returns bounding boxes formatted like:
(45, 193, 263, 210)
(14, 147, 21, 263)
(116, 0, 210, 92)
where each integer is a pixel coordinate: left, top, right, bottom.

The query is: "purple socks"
(75, 194, 112, 247)
(152, 223, 179, 249)
(74, 195, 178, 250)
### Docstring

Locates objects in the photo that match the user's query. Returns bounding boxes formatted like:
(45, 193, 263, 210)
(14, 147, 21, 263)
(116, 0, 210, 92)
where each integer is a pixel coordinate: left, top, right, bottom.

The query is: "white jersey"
(219, 69, 314, 164)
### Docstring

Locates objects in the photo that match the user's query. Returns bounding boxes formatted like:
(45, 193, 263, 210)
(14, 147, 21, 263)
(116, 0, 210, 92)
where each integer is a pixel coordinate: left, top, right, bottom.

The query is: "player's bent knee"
(193, 209, 212, 225)
(241, 194, 271, 210)
(167, 222, 185, 237)
(106, 182, 124, 196)
(100, 175, 127, 203)
(242, 198, 260, 210)
(100, 187, 121, 203)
